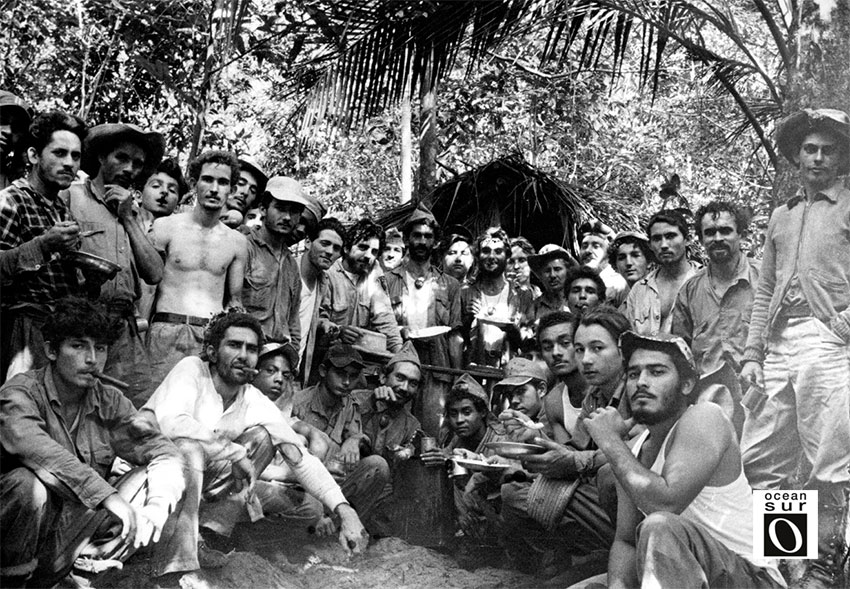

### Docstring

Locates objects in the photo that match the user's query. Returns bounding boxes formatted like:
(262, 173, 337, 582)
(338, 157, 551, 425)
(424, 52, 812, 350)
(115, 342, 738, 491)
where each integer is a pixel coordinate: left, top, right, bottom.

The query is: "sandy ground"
(90, 518, 541, 589)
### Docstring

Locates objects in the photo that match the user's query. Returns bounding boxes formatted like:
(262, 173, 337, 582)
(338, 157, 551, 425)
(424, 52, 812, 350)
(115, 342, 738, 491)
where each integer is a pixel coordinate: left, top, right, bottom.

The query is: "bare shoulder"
(152, 212, 190, 234)
(676, 402, 734, 446)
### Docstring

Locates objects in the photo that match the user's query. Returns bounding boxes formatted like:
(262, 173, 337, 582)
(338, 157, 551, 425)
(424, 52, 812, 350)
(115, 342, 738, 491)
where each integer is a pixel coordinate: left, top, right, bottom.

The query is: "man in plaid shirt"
(0, 111, 88, 382)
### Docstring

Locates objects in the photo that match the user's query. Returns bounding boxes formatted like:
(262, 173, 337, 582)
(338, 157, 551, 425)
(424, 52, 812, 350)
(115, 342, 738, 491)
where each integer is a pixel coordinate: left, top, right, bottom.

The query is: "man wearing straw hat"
(739, 108, 850, 587)
(584, 331, 784, 588)
(65, 122, 166, 406)
(528, 243, 577, 322)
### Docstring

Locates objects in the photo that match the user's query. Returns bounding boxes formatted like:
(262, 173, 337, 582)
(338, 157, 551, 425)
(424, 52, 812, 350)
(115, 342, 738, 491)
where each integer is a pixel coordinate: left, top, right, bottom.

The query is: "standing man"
(243, 176, 308, 347)
(66, 123, 166, 406)
(672, 200, 758, 375)
(461, 227, 534, 367)
(578, 219, 628, 306)
(318, 218, 402, 363)
(740, 108, 850, 587)
(607, 231, 652, 310)
(147, 150, 248, 397)
(0, 90, 32, 189)
(298, 217, 347, 385)
(565, 265, 606, 316)
(626, 210, 700, 335)
(1, 111, 86, 381)
(528, 244, 576, 322)
(378, 227, 405, 274)
(383, 206, 463, 434)
(584, 332, 784, 589)
(226, 156, 267, 216)
(0, 297, 187, 586)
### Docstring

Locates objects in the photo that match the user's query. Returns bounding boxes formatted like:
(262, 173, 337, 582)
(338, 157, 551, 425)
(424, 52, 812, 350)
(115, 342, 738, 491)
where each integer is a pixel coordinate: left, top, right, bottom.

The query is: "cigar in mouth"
(238, 367, 259, 377)
(94, 372, 129, 390)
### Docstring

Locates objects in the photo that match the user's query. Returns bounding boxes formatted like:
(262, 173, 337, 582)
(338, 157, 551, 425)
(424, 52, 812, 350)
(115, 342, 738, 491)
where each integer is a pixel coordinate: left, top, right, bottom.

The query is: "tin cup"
(449, 459, 469, 478)
(420, 436, 437, 453)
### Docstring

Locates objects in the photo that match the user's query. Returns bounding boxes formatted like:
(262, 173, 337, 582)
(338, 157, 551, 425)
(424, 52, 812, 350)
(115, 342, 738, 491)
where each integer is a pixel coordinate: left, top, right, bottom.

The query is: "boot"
(794, 499, 848, 589)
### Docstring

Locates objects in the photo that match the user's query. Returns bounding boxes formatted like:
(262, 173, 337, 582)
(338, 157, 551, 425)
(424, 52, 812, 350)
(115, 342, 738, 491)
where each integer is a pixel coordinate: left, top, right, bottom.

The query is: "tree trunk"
(418, 47, 438, 206)
(776, 0, 850, 202)
(400, 77, 413, 204)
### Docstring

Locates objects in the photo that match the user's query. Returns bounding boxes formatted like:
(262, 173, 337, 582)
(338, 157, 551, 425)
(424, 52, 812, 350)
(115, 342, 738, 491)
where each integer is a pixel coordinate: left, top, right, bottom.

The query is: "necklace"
(480, 283, 508, 316)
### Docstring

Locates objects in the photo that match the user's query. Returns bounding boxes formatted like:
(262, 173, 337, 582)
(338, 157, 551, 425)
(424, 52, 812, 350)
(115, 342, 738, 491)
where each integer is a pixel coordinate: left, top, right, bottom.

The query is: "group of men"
(1, 90, 849, 589)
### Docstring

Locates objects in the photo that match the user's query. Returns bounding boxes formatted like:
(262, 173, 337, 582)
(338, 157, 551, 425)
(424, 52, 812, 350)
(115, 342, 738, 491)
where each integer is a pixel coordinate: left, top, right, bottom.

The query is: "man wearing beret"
(740, 108, 850, 587)
(65, 123, 165, 405)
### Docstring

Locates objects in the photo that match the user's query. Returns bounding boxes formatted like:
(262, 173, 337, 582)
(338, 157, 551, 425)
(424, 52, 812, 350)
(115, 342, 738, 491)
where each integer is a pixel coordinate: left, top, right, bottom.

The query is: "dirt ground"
(91, 518, 542, 589)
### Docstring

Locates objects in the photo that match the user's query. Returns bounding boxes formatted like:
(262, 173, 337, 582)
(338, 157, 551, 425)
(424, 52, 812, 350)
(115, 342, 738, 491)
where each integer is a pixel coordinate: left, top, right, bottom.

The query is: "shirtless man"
(146, 150, 247, 391)
(625, 210, 700, 335)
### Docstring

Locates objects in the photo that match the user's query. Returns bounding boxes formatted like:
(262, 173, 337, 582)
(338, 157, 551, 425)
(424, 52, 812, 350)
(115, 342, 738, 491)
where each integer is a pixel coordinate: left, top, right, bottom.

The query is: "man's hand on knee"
(231, 456, 256, 493)
(101, 493, 137, 547)
(740, 361, 764, 390)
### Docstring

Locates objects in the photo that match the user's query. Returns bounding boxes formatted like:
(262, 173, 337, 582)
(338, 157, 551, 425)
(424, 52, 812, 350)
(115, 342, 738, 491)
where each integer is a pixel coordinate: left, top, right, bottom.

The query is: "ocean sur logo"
(752, 490, 818, 559)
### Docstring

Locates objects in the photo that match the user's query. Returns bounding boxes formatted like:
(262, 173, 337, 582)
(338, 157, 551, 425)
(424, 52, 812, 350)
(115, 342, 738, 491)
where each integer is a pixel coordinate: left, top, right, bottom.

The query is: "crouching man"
(143, 310, 367, 569)
(584, 332, 785, 588)
(0, 297, 186, 587)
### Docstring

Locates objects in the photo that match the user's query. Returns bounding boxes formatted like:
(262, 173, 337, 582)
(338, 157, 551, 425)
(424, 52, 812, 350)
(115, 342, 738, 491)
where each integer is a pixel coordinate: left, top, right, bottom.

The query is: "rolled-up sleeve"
(0, 384, 116, 510)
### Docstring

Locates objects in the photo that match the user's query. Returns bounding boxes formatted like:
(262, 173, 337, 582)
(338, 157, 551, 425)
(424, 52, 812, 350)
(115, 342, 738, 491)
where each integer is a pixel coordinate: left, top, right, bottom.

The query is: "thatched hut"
(377, 153, 640, 257)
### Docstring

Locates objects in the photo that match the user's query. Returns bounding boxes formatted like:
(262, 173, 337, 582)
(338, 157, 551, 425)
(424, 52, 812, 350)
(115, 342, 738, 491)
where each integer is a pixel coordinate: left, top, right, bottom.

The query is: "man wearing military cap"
(740, 108, 850, 587)
(243, 176, 308, 348)
(528, 244, 577, 323)
(584, 330, 784, 588)
(65, 122, 166, 404)
(292, 344, 391, 534)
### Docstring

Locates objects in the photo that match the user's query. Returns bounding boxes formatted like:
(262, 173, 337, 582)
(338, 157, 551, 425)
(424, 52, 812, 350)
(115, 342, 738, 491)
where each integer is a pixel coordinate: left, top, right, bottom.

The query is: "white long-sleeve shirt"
(144, 356, 346, 511)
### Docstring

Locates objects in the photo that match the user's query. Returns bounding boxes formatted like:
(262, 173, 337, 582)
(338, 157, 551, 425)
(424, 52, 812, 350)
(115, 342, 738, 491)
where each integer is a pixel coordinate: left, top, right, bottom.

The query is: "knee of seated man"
(2, 468, 50, 512)
(358, 455, 390, 482)
(173, 437, 206, 470)
(638, 511, 686, 538)
(236, 425, 273, 453)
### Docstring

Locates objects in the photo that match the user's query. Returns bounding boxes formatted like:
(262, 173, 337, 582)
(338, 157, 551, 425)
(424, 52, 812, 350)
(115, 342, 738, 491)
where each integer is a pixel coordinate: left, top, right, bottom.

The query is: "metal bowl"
(65, 251, 122, 280)
(485, 441, 547, 458)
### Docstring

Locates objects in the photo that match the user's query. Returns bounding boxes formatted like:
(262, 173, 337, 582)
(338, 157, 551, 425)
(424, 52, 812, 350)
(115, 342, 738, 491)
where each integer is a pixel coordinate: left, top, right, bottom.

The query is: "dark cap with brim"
(619, 331, 696, 377)
(776, 108, 850, 175)
(83, 123, 166, 178)
(323, 343, 365, 369)
(494, 357, 548, 390)
(258, 341, 299, 371)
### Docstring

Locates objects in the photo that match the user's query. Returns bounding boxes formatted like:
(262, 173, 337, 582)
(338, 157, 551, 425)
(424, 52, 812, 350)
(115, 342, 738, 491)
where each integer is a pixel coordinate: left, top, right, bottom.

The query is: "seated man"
(421, 374, 511, 540)
(500, 306, 633, 578)
(584, 331, 784, 588)
(292, 344, 390, 534)
(493, 357, 547, 438)
(251, 342, 330, 528)
(0, 297, 186, 587)
(143, 310, 367, 562)
(356, 342, 423, 464)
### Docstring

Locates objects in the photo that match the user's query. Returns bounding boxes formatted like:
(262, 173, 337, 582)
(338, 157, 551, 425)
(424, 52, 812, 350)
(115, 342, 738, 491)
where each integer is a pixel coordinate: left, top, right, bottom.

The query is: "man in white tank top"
(584, 332, 785, 588)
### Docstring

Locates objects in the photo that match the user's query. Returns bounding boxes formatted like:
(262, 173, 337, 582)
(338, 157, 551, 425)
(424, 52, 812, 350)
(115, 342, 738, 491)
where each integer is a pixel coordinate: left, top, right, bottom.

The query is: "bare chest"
(167, 228, 236, 275)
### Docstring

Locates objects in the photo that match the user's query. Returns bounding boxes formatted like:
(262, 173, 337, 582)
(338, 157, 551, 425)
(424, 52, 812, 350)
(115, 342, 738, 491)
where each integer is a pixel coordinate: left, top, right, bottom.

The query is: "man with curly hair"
(0, 297, 187, 587)
(144, 309, 368, 580)
(145, 150, 248, 400)
(1, 111, 88, 382)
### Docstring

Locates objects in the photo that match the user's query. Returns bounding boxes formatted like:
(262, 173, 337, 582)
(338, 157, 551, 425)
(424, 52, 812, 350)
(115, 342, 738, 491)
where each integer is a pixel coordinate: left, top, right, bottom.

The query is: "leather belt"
(151, 312, 209, 327)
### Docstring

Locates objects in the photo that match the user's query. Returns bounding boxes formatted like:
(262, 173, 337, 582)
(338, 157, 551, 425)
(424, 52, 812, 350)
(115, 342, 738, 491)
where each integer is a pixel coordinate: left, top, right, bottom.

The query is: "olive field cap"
(323, 343, 365, 369)
(451, 372, 489, 405)
(494, 357, 548, 390)
(265, 176, 310, 207)
(258, 341, 299, 370)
